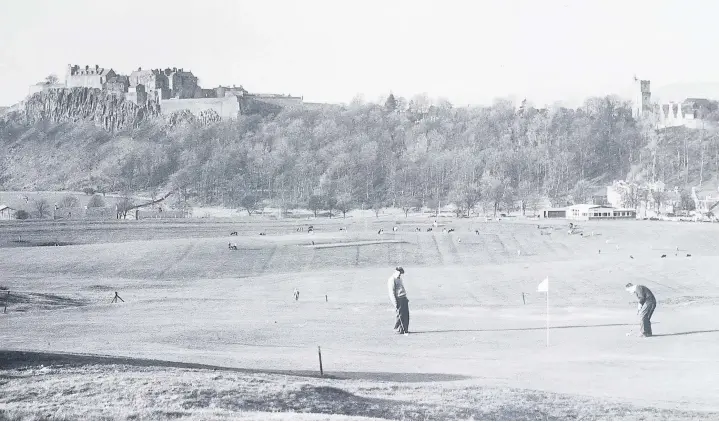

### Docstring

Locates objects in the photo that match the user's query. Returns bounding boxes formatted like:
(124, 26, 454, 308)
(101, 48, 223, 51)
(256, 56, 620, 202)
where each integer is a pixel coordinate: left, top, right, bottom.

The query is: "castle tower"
(632, 76, 651, 119)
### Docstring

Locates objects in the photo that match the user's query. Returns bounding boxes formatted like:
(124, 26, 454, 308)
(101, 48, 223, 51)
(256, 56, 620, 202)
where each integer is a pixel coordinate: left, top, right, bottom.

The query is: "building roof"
(568, 204, 614, 211)
(0, 205, 16, 212)
(69, 65, 114, 77)
(106, 75, 129, 84)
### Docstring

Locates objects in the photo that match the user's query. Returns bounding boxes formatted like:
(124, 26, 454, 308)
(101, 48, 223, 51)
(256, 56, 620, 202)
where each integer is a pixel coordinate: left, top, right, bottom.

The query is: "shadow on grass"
(1, 292, 87, 310)
(411, 322, 641, 334)
(653, 329, 719, 337)
(0, 349, 469, 383)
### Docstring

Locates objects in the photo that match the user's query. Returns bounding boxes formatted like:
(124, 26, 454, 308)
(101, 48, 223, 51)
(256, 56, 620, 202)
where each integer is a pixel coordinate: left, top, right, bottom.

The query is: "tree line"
(2, 93, 719, 216)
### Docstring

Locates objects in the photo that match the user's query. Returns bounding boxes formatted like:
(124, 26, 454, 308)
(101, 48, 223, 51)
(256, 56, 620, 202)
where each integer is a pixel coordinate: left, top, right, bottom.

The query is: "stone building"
(162, 67, 199, 99)
(104, 75, 130, 96)
(125, 84, 148, 105)
(129, 68, 170, 101)
(66, 64, 116, 89)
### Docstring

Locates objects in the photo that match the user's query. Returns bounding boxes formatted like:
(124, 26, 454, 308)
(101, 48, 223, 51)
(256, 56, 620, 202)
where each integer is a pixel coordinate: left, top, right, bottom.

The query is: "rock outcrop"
(7, 88, 161, 132)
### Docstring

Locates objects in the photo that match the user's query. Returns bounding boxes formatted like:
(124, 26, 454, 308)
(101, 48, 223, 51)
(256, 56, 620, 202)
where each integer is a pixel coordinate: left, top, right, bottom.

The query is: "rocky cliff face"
(6, 88, 161, 132)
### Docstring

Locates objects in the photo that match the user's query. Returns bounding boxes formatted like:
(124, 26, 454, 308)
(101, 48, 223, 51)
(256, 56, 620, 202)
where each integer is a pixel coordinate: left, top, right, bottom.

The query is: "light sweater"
(388, 271, 407, 307)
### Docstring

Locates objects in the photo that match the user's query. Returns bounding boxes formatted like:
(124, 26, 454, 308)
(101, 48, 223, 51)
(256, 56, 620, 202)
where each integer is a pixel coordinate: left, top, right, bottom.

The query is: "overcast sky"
(1, 0, 718, 107)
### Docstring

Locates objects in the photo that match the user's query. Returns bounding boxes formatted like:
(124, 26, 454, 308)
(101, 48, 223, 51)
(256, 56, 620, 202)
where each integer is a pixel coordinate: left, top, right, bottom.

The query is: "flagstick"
(546, 286, 550, 347)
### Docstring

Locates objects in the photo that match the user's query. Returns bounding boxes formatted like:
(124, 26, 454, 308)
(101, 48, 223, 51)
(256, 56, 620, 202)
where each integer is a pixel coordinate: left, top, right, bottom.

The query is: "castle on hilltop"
(631, 77, 714, 129)
(28, 64, 304, 119)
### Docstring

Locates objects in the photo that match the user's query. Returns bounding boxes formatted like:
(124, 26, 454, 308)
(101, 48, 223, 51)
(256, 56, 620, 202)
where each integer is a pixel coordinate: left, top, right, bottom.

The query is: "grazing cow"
(448, 228, 455, 233)
(475, 230, 480, 235)
(427, 227, 433, 232)
(311, 240, 315, 246)
(415, 227, 421, 232)
(393, 226, 398, 232)
(340, 227, 347, 231)
(661, 254, 667, 258)
(259, 232, 266, 236)
(228, 242, 238, 251)
(293, 288, 300, 301)
(378, 228, 384, 235)
(442, 228, 447, 233)
(230, 231, 238, 236)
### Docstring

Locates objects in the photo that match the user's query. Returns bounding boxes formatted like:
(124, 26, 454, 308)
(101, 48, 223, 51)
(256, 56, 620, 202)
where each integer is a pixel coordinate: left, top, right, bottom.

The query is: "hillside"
(1, 91, 719, 210)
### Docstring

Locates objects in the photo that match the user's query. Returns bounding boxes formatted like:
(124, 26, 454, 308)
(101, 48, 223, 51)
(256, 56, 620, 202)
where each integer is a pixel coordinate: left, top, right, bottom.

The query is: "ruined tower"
(632, 76, 651, 119)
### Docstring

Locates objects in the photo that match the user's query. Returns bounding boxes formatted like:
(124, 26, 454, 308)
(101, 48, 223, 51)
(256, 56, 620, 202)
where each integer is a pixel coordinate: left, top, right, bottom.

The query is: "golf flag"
(537, 277, 549, 292)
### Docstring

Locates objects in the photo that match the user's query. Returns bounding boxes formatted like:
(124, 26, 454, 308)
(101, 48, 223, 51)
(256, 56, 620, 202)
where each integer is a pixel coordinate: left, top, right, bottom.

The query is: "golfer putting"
(388, 266, 410, 335)
(625, 282, 656, 337)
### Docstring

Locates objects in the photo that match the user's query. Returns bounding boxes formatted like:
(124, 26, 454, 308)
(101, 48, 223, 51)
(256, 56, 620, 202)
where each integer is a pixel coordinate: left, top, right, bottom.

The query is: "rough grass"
(1, 357, 717, 421)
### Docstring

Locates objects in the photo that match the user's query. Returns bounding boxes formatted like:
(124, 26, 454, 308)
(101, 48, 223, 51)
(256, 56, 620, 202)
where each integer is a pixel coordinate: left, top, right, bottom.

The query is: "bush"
(14, 210, 29, 220)
(87, 194, 105, 208)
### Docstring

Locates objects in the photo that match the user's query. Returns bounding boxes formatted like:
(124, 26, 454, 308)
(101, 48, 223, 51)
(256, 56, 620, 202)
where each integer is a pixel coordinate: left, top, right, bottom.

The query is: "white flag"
(537, 277, 549, 292)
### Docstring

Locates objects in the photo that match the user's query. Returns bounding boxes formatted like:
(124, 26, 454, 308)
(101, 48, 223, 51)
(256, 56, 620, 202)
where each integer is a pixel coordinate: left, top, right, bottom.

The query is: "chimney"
(138, 67, 142, 71)
(95, 64, 99, 70)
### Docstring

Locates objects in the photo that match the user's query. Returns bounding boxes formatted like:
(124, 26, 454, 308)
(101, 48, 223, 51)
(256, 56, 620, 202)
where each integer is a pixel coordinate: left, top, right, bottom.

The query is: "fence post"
(318, 346, 324, 377)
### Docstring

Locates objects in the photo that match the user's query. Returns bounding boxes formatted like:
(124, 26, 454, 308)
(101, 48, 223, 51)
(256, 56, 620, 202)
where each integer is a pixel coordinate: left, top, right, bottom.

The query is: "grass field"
(1, 215, 719, 420)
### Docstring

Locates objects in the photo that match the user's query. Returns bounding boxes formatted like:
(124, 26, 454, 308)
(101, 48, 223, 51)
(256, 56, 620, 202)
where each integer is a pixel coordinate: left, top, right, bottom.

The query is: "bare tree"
(45, 74, 59, 85)
(33, 198, 51, 218)
(116, 194, 135, 219)
(241, 194, 259, 216)
(652, 189, 666, 213)
(61, 195, 79, 208)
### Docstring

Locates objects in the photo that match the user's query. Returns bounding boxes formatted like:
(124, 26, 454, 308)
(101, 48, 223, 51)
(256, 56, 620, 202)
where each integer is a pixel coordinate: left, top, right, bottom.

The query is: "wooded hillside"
(2, 92, 718, 215)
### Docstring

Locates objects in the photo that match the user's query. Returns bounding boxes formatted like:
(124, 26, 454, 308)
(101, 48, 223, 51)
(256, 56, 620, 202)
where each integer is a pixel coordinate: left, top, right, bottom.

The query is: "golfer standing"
(625, 283, 656, 337)
(388, 267, 410, 335)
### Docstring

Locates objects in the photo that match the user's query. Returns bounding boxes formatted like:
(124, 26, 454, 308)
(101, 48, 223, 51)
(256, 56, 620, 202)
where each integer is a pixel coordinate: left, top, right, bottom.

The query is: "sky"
(1, 0, 719, 108)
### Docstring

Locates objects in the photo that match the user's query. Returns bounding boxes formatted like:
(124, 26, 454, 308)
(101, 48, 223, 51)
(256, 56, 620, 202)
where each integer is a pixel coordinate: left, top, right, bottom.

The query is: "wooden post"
(318, 346, 324, 377)
(3, 291, 8, 314)
(325, 295, 328, 302)
(522, 292, 526, 305)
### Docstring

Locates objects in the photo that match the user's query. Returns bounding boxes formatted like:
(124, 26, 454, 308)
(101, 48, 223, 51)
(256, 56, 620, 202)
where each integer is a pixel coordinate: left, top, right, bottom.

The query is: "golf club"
(396, 308, 408, 335)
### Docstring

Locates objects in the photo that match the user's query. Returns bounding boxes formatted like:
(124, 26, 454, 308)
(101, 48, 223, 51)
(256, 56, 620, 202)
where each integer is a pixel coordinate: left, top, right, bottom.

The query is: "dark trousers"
(639, 300, 656, 336)
(393, 296, 410, 333)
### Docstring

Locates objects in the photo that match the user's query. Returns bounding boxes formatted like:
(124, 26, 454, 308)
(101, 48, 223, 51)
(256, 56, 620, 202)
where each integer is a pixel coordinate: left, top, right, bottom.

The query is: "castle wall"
(28, 83, 67, 96)
(159, 96, 241, 119)
(250, 95, 303, 108)
(66, 74, 105, 89)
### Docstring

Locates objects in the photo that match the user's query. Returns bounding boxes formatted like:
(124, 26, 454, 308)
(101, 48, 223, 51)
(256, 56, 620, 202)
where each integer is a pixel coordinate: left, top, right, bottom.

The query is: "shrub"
(14, 210, 30, 220)
(87, 194, 105, 208)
